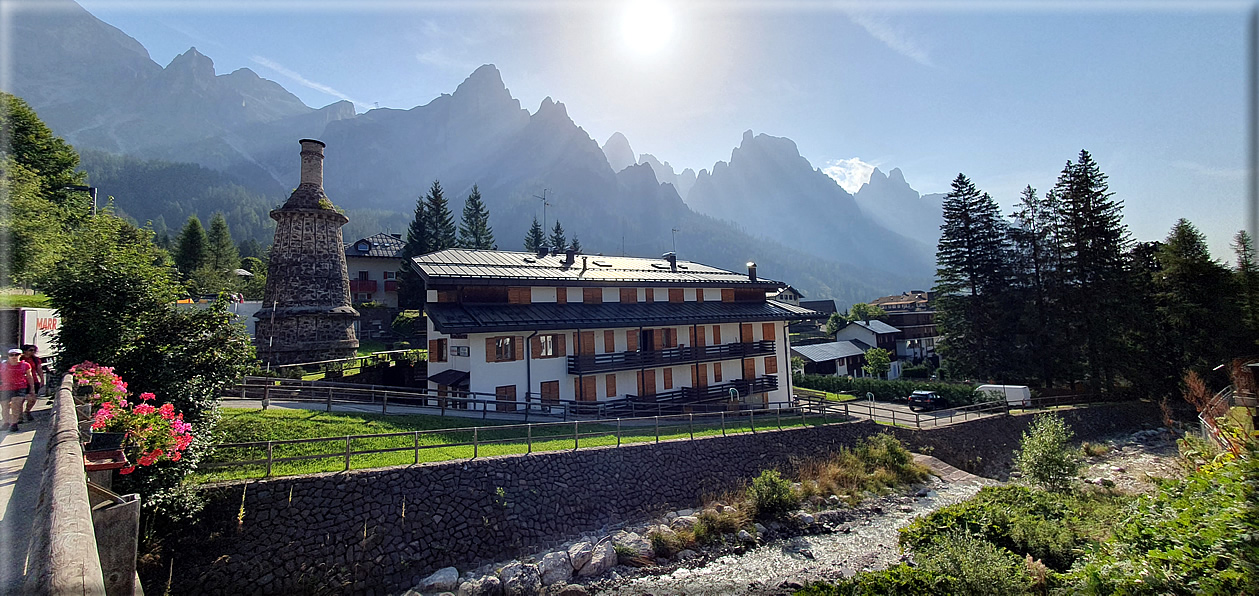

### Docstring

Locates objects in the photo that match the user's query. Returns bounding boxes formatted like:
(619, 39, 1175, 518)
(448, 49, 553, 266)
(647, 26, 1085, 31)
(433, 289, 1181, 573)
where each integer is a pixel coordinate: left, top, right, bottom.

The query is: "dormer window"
(356, 241, 369, 251)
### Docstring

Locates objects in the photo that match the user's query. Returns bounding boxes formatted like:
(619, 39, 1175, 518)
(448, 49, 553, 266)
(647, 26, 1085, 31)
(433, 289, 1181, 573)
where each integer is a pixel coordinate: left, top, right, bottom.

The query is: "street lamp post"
(62, 185, 97, 215)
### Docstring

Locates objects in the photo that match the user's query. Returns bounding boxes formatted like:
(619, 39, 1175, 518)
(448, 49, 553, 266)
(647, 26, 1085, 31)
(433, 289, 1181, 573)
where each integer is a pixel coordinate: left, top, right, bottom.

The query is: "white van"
(975, 384, 1032, 407)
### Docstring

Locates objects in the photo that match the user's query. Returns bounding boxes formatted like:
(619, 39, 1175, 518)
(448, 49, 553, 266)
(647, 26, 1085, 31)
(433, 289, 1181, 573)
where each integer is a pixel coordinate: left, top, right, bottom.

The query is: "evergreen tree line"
(523, 216, 581, 254)
(170, 213, 268, 299)
(934, 150, 1257, 399)
(397, 180, 497, 308)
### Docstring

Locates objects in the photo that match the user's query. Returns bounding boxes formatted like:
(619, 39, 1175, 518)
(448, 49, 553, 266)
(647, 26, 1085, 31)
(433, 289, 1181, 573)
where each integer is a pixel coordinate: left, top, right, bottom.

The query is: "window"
(452, 346, 470, 357)
(531, 334, 566, 359)
(495, 385, 517, 412)
(496, 337, 515, 361)
(428, 338, 447, 362)
(712, 325, 722, 345)
(721, 289, 735, 303)
(644, 288, 655, 303)
(620, 288, 637, 303)
(357, 271, 370, 281)
(762, 323, 777, 342)
(583, 287, 602, 304)
(383, 271, 395, 280)
(604, 330, 616, 353)
(696, 289, 705, 303)
(556, 287, 568, 304)
(508, 287, 531, 304)
(486, 336, 521, 362)
(669, 288, 684, 303)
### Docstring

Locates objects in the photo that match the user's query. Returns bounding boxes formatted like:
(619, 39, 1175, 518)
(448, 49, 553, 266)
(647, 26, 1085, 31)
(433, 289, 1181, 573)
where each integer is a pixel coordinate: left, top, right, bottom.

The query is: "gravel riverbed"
(588, 474, 997, 596)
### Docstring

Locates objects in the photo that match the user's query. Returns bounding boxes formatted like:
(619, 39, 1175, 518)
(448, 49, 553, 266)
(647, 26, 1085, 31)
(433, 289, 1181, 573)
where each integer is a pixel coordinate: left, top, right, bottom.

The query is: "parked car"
(907, 390, 944, 411)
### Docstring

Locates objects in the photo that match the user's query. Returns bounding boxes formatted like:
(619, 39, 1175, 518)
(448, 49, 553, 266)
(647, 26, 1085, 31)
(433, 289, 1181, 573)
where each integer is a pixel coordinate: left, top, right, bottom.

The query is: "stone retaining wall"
(154, 401, 1162, 595)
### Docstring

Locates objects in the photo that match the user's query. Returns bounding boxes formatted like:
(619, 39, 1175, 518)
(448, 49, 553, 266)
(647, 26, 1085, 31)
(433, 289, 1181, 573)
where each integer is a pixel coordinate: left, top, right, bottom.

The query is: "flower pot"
(84, 431, 126, 452)
(73, 385, 93, 405)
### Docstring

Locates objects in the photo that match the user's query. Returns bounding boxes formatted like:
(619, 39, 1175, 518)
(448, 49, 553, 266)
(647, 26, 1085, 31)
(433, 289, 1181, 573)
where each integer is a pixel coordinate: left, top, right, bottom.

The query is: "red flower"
(120, 466, 135, 475)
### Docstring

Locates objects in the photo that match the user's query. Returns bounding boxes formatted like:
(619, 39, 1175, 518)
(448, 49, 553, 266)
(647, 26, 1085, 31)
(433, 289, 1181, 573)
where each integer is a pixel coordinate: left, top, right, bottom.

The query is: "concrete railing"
(24, 373, 107, 594)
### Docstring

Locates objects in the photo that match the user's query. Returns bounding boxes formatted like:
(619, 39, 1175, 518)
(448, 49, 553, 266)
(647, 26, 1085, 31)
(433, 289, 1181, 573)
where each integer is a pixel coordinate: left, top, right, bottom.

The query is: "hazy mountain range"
(6, 0, 945, 307)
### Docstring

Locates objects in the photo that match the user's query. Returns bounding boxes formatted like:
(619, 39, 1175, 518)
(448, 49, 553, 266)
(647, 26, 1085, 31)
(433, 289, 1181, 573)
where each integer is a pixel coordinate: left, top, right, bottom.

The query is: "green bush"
(692, 507, 748, 544)
(793, 373, 976, 407)
(901, 364, 931, 379)
(1014, 413, 1079, 492)
(391, 309, 423, 338)
(796, 564, 951, 595)
(747, 469, 800, 520)
(916, 530, 1033, 595)
(648, 529, 687, 557)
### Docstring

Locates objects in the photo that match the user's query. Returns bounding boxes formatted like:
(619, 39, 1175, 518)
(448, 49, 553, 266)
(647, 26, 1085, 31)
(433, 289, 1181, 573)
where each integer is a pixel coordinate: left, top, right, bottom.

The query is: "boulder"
(577, 541, 616, 577)
(676, 549, 699, 561)
(671, 515, 698, 530)
(737, 530, 754, 543)
(419, 567, 460, 594)
(499, 562, 542, 596)
(567, 541, 593, 572)
(457, 575, 502, 596)
(612, 531, 653, 558)
(538, 552, 573, 586)
(676, 508, 694, 517)
(797, 513, 815, 525)
(753, 523, 767, 535)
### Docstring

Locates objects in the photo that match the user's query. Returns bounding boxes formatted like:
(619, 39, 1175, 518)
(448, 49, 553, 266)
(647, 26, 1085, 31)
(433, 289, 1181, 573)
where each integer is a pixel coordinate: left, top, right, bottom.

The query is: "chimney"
(581, 256, 588, 272)
(299, 139, 326, 187)
(537, 245, 549, 258)
(746, 261, 757, 282)
(564, 247, 577, 265)
(663, 252, 677, 272)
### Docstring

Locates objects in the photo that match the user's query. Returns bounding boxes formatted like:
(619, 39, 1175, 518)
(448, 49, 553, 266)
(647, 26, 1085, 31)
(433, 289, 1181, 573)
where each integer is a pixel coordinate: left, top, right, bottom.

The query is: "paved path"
(0, 399, 51, 591)
(912, 452, 995, 485)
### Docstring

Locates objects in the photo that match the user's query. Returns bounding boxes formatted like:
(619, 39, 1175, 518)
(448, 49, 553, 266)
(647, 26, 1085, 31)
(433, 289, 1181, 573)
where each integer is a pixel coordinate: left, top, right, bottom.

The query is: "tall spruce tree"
(524, 216, 546, 251)
(206, 213, 240, 272)
(173, 215, 209, 275)
(396, 194, 429, 309)
(933, 173, 1011, 381)
(569, 236, 582, 253)
(423, 180, 457, 251)
(1054, 150, 1130, 393)
(549, 220, 566, 251)
(1233, 230, 1259, 337)
(1008, 185, 1068, 387)
(457, 184, 495, 249)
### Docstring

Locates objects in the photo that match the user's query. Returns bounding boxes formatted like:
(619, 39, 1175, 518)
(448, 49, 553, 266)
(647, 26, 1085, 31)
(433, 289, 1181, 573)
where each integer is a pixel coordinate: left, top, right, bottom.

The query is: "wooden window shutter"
(556, 287, 567, 304)
(429, 340, 442, 362)
(696, 289, 704, 303)
(575, 378, 583, 402)
(696, 325, 706, 347)
(765, 356, 778, 374)
(741, 323, 754, 343)
(515, 336, 525, 361)
(508, 287, 530, 304)
(583, 376, 597, 402)
(743, 358, 756, 380)
(620, 288, 637, 303)
(580, 331, 595, 356)
(485, 337, 496, 362)
(695, 363, 708, 387)
(606, 374, 617, 398)
(652, 328, 663, 349)
(642, 369, 656, 396)
(645, 288, 655, 303)
(712, 326, 722, 345)
(669, 288, 683, 303)
(530, 335, 542, 359)
(555, 333, 566, 357)
(713, 362, 722, 382)
(604, 330, 616, 353)
(666, 328, 677, 348)
(663, 367, 673, 389)
(627, 330, 638, 352)
(762, 323, 777, 342)
(583, 288, 602, 304)
(541, 380, 559, 404)
(721, 289, 734, 303)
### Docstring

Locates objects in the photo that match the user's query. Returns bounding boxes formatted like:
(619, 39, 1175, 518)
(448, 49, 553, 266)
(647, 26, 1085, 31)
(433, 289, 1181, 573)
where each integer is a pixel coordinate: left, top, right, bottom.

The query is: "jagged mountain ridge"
(5, 0, 929, 304)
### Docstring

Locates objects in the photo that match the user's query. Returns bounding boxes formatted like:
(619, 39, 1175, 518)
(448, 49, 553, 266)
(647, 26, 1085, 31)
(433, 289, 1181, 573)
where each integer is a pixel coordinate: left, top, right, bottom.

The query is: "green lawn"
(197, 407, 831, 482)
(0, 293, 50, 308)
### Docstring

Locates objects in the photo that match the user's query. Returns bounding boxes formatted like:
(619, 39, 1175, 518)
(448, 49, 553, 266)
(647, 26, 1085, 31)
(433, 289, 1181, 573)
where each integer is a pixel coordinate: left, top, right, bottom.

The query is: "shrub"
(1080, 441, 1110, 457)
(648, 529, 687, 557)
(796, 564, 951, 595)
(391, 310, 423, 338)
(747, 469, 799, 520)
(916, 530, 1033, 596)
(901, 364, 931, 379)
(795, 435, 930, 505)
(793, 373, 976, 407)
(1014, 413, 1079, 492)
(692, 507, 748, 544)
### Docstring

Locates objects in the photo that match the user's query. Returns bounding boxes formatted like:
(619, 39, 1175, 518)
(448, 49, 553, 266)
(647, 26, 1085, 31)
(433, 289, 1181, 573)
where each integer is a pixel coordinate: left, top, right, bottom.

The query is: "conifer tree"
(1008, 185, 1066, 386)
(569, 236, 582, 253)
(397, 194, 429, 309)
(933, 173, 1011, 380)
(206, 213, 240, 271)
(523, 216, 546, 251)
(174, 215, 209, 275)
(549, 220, 566, 251)
(423, 180, 457, 251)
(1234, 230, 1259, 336)
(457, 185, 495, 249)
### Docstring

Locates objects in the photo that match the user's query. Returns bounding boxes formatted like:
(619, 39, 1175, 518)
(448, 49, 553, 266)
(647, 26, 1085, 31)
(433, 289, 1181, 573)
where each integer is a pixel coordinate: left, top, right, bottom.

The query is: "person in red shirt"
(20, 344, 44, 422)
(1, 348, 34, 432)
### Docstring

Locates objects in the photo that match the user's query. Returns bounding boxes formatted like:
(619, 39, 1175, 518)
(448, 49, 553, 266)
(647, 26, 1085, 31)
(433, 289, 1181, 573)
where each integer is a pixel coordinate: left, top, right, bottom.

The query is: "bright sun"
(621, 1, 675, 56)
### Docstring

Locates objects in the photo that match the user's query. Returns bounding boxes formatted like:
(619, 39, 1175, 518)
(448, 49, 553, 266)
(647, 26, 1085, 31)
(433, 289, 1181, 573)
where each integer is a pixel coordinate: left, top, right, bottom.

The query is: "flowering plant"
(74, 361, 196, 474)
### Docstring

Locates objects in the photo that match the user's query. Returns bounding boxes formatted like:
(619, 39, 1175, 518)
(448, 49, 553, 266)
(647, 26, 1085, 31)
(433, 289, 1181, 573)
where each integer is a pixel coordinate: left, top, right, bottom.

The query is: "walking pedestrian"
(1, 348, 35, 432)
(20, 344, 43, 422)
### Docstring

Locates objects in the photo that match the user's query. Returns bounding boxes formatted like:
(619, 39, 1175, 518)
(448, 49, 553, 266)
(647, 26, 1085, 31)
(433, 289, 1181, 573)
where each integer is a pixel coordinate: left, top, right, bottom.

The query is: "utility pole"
(533, 189, 550, 238)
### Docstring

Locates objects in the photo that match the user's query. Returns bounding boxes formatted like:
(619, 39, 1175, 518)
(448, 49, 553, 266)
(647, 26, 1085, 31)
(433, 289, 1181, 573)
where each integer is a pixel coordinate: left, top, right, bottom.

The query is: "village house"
(869, 290, 940, 366)
(344, 232, 405, 308)
(412, 248, 824, 412)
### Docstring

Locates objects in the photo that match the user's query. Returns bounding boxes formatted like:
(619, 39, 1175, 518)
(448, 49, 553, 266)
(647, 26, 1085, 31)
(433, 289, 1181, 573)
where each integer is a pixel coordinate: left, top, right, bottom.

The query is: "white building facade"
(413, 249, 823, 412)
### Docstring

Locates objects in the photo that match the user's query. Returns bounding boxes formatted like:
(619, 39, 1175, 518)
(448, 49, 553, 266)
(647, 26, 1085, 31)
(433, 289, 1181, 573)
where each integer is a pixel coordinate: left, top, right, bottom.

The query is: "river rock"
(676, 549, 698, 561)
(671, 515, 698, 530)
(500, 562, 541, 596)
(538, 552, 573, 586)
(676, 508, 694, 517)
(722, 505, 738, 514)
(664, 511, 678, 522)
(737, 530, 754, 543)
(797, 512, 815, 525)
(827, 495, 842, 506)
(457, 575, 501, 596)
(612, 531, 653, 557)
(419, 567, 460, 593)
(549, 585, 589, 596)
(577, 542, 616, 577)
(567, 541, 593, 572)
(754, 523, 767, 534)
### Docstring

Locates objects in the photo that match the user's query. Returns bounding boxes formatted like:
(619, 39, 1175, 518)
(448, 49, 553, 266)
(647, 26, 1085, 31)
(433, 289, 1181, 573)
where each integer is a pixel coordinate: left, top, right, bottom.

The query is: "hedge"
(793, 373, 978, 407)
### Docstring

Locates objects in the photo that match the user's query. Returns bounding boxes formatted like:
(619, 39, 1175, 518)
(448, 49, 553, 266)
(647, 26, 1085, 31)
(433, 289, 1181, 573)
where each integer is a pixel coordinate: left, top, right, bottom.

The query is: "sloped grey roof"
(853, 319, 900, 334)
(800, 300, 837, 315)
(791, 340, 873, 362)
(413, 248, 781, 288)
(426, 300, 825, 334)
(346, 233, 405, 258)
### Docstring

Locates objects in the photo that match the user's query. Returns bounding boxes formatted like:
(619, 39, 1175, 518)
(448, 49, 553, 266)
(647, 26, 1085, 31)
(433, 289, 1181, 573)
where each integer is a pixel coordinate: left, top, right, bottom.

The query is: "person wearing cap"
(1, 348, 34, 432)
(20, 344, 44, 422)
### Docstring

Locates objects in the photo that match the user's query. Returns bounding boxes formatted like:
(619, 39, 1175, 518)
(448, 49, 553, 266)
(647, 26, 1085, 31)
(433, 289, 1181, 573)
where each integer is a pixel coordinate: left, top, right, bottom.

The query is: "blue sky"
(72, 0, 1254, 259)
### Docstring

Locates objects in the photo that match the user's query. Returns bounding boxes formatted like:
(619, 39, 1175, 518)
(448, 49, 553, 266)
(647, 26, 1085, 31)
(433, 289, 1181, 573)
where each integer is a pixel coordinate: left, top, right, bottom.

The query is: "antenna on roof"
(533, 189, 550, 234)
(671, 227, 679, 254)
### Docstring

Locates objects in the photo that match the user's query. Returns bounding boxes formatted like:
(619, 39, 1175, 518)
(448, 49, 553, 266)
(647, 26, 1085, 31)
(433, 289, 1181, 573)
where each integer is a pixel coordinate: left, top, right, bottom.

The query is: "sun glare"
(621, 1, 675, 56)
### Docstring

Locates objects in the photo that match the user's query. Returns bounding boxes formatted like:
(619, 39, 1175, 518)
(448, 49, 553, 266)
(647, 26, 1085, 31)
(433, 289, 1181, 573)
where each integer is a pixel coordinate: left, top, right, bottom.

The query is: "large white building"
(412, 248, 823, 413)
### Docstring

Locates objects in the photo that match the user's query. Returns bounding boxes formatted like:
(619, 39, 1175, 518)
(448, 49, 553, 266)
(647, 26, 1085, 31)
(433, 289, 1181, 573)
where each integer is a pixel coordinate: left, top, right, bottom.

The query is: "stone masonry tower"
(254, 139, 359, 366)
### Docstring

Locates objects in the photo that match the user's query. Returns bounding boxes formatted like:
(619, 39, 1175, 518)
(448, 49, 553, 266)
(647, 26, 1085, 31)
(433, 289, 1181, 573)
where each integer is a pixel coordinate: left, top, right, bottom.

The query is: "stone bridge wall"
(153, 401, 1161, 595)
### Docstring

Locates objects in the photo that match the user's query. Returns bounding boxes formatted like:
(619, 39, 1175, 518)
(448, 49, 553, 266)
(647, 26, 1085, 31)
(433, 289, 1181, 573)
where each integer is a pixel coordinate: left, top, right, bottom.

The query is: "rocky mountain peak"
(602, 132, 636, 173)
(452, 64, 512, 103)
(166, 47, 215, 76)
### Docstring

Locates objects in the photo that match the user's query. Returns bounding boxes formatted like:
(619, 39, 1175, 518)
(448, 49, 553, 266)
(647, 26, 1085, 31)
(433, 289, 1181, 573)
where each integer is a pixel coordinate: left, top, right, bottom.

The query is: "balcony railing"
(625, 375, 781, 414)
(350, 279, 378, 293)
(567, 340, 776, 375)
(384, 280, 398, 292)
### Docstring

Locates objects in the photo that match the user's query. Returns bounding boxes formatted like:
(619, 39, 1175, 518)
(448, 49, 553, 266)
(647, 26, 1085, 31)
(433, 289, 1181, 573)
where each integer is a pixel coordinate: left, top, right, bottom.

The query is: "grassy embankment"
(198, 406, 833, 482)
(0, 293, 50, 308)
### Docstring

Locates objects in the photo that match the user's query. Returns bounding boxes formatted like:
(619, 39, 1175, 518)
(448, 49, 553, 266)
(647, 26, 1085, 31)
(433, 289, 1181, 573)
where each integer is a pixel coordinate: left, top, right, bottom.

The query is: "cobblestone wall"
(156, 401, 1162, 595)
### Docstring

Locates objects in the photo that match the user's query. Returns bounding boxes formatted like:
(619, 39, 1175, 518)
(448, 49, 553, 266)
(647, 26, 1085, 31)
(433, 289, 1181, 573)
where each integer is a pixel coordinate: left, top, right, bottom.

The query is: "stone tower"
(254, 139, 359, 366)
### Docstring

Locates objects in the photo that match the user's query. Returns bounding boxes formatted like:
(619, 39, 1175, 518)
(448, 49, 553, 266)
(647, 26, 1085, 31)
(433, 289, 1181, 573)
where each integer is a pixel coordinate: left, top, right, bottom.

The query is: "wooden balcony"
(626, 375, 781, 412)
(567, 340, 776, 375)
(350, 279, 378, 293)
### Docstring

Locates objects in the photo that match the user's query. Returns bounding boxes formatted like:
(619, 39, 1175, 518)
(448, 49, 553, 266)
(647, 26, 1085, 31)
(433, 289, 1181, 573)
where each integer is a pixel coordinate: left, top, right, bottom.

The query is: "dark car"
(908, 390, 944, 411)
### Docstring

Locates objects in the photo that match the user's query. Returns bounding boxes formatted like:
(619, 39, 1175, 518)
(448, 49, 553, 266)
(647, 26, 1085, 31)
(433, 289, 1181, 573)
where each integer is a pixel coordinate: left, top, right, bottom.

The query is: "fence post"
(241, 382, 247, 400)
(843, 402, 849, 419)
(655, 416, 660, 443)
(776, 408, 782, 430)
(344, 436, 351, 471)
(414, 431, 419, 464)
(527, 424, 533, 454)
(689, 414, 694, 440)
(721, 411, 726, 436)
(262, 385, 270, 410)
(616, 418, 622, 447)
(473, 428, 479, 459)
(382, 392, 388, 415)
(916, 411, 921, 430)
(326, 386, 333, 412)
(750, 409, 755, 433)
(266, 441, 273, 477)
(573, 421, 579, 450)
(802, 406, 807, 428)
